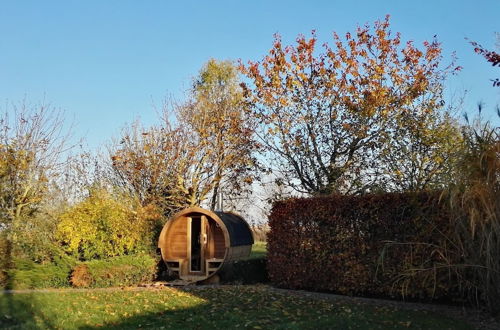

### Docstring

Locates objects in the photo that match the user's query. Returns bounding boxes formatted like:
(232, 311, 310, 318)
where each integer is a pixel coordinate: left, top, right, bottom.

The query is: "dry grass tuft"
(70, 264, 93, 288)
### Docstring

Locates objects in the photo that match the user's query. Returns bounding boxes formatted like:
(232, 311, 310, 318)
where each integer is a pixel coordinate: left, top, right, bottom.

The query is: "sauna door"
(188, 216, 207, 273)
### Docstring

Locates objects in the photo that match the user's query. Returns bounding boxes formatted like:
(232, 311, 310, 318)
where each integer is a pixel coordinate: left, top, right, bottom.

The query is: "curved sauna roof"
(214, 211, 254, 247)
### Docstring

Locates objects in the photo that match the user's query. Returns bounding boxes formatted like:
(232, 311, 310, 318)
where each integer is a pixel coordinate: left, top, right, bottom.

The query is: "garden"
(1, 12, 499, 329)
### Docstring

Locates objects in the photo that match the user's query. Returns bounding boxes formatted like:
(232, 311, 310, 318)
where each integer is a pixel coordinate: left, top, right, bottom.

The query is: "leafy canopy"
(241, 16, 460, 194)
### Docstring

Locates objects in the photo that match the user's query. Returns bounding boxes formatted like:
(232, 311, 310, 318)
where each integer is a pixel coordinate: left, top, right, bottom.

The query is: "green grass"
(0, 285, 471, 329)
(247, 241, 267, 260)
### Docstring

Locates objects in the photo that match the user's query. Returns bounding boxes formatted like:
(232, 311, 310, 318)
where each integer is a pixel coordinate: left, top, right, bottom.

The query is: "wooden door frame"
(187, 216, 206, 274)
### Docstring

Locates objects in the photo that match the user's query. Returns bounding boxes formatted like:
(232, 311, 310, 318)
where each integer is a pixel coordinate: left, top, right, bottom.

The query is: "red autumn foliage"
(267, 192, 463, 301)
(469, 39, 500, 87)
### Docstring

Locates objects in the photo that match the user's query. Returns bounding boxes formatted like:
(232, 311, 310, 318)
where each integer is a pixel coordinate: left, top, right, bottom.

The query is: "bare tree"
(0, 100, 72, 228)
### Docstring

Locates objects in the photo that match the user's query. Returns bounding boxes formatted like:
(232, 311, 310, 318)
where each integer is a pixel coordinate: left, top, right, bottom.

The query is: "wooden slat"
(213, 224, 225, 258)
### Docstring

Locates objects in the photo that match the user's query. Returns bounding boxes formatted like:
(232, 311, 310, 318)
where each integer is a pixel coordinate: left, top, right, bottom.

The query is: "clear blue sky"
(1, 0, 499, 148)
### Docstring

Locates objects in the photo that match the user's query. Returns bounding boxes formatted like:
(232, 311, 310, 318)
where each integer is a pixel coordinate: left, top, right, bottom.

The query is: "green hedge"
(268, 192, 461, 301)
(70, 254, 157, 288)
(2, 254, 158, 289)
(5, 258, 74, 290)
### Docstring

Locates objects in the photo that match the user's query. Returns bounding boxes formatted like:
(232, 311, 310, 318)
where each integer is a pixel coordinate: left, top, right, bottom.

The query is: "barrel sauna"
(158, 207, 254, 282)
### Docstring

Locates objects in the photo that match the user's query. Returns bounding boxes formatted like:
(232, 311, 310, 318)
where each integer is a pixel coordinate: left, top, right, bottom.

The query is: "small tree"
(0, 101, 72, 281)
(379, 106, 462, 191)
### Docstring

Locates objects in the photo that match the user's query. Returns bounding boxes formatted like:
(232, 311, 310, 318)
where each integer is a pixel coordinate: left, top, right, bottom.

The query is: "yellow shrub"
(56, 188, 156, 260)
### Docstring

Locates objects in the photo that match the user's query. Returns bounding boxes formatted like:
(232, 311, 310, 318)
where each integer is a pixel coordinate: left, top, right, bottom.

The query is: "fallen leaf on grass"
(399, 321, 412, 327)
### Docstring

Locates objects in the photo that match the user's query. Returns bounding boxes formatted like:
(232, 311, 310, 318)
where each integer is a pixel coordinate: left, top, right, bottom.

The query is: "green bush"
(5, 257, 74, 290)
(56, 188, 158, 260)
(1, 211, 70, 289)
(70, 254, 157, 288)
(10, 211, 65, 264)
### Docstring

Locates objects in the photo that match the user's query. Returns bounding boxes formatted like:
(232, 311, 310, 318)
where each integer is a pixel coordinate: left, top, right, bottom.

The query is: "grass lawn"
(0, 285, 471, 329)
(247, 241, 267, 259)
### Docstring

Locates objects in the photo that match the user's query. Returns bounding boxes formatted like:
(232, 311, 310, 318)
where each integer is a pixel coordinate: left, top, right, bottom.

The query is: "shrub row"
(5, 258, 74, 290)
(70, 254, 157, 288)
(2, 254, 157, 289)
(267, 192, 461, 301)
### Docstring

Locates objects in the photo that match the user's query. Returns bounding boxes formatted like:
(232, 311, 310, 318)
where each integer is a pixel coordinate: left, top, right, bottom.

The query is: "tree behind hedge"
(241, 16, 461, 194)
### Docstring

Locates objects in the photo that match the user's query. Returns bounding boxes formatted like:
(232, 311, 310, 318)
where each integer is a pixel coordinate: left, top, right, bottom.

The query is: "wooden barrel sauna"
(158, 207, 254, 282)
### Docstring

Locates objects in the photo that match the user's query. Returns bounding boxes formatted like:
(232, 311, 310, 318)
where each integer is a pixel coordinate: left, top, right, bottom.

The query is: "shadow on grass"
(0, 292, 56, 329)
(78, 302, 215, 330)
(1, 235, 54, 329)
(0, 231, 52, 329)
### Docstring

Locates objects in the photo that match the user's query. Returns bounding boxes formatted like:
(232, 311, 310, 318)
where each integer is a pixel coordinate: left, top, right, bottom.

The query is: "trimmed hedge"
(268, 192, 460, 301)
(1, 254, 157, 289)
(70, 254, 157, 288)
(5, 258, 74, 290)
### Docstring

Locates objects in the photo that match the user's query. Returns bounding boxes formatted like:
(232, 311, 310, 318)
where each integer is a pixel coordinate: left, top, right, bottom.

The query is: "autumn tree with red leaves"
(241, 16, 461, 194)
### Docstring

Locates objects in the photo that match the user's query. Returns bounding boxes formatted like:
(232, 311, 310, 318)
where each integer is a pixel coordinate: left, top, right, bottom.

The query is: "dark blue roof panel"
(215, 212, 254, 247)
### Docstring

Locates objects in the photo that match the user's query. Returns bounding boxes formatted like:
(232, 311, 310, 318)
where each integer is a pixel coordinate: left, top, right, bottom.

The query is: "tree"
(178, 59, 257, 209)
(111, 121, 190, 214)
(240, 16, 460, 194)
(0, 101, 70, 228)
(112, 59, 256, 212)
(0, 101, 72, 281)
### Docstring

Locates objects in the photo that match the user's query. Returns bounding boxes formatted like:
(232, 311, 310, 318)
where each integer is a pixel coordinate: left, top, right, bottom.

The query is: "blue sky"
(1, 0, 499, 148)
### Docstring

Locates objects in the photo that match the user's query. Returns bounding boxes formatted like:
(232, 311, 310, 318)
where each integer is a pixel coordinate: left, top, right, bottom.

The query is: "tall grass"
(447, 113, 500, 314)
(382, 108, 500, 314)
